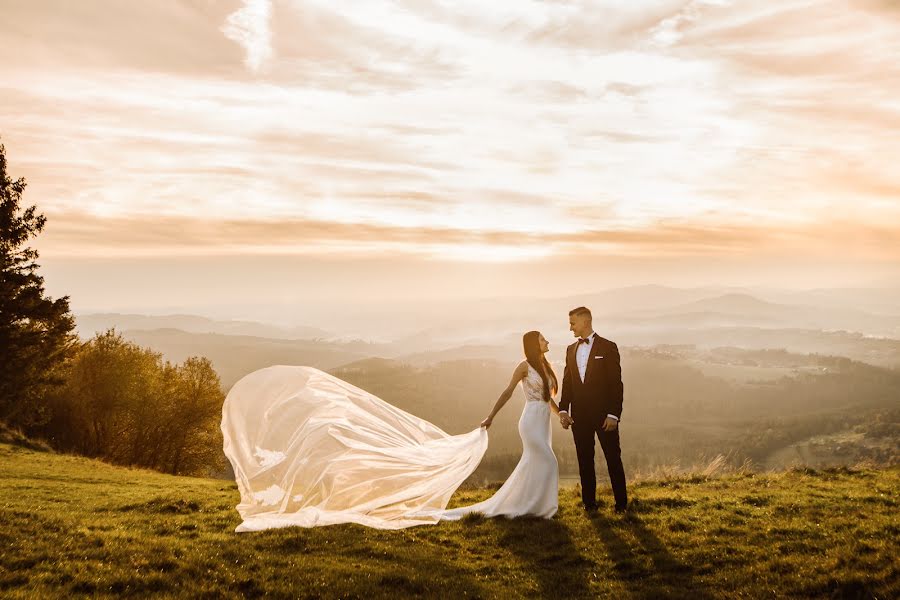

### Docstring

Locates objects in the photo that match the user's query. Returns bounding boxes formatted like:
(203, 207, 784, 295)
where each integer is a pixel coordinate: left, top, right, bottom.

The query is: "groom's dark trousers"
(561, 335, 628, 510)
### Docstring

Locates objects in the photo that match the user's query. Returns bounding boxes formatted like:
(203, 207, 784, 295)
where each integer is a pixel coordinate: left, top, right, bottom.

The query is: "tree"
(0, 140, 76, 428)
(36, 329, 227, 476)
(159, 356, 226, 475)
(62, 329, 161, 457)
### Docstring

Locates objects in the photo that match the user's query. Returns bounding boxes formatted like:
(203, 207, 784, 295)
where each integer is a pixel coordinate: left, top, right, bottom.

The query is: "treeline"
(1, 140, 225, 476)
(30, 330, 226, 475)
(4, 326, 227, 477)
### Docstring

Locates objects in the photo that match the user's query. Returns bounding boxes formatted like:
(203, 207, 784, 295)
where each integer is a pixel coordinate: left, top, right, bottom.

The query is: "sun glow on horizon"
(428, 243, 554, 263)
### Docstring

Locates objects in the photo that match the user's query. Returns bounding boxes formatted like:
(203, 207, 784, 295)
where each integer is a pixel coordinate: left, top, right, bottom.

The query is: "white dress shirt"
(575, 332, 595, 382)
(562, 331, 619, 422)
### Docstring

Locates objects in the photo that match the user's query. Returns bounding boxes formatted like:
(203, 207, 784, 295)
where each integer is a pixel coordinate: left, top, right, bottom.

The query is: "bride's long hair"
(522, 331, 558, 402)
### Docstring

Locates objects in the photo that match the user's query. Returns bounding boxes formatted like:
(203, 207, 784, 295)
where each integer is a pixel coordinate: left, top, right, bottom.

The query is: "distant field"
(1, 443, 897, 598)
(684, 360, 825, 383)
(762, 429, 898, 471)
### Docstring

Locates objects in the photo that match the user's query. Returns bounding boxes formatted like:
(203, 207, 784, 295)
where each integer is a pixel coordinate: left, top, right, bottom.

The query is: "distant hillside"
(556, 285, 756, 315)
(2, 442, 896, 598)
(59, 321, 900, 481)
(622, 293, 900, 337)
(73, 288, 900, 368)
(395, 343, 517, 366)
(111, 329, 380, 388)
(320, 348, 900, 484)
(302, 284, 900, 344)
(616, 327, 900, 368)
(330, 357, 407, 373)
(75, 312, 331, 341)
(766, 286, 900, 318)
(672, 293, 799, 316)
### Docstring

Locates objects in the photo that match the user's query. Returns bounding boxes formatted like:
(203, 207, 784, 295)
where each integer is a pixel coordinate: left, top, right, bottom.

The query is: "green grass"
(1, 443, 897, 599)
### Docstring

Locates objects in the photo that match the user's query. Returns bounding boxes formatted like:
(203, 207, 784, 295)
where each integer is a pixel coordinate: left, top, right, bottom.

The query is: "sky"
(2, 0, 899, 320)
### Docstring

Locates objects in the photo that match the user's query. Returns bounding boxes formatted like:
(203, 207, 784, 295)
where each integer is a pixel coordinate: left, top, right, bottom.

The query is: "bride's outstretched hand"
(480, 416, 493, 429)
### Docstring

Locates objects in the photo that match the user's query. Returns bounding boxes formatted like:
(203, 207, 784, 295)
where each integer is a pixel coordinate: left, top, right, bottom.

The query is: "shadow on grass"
(254, 524, 491, 599)
(495, 515, 593, 598)
(589, 512, 715, 600)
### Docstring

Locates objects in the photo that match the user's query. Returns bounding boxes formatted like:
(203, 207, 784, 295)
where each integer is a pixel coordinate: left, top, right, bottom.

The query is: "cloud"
(222, 0, 274, 72)
(0, 0, 243, 74)
(526, 0, 696, 49)
(4, 0, 900, 289)
(37, 210, 900, 265)
(666, 0, 900, 215)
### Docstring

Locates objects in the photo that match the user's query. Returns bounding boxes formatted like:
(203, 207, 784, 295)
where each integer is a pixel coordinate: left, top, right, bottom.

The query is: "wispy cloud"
(40, 210, 900, 265)
(2, 0, 899, 287)
(222, 0, 274, 72)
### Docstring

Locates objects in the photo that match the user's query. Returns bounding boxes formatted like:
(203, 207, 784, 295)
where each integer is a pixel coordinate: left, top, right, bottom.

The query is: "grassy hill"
(1, 443, 897, 599)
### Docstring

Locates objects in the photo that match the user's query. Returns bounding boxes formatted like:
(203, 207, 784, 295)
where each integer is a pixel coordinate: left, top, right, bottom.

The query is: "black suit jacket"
(560, 334, 624, 424)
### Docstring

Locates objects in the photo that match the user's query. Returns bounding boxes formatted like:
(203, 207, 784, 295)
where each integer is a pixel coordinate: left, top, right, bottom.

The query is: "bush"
(33, 329, 226, 476)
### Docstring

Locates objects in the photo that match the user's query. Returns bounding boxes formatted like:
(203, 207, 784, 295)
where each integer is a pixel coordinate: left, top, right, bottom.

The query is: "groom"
(559, 306, 628, 513)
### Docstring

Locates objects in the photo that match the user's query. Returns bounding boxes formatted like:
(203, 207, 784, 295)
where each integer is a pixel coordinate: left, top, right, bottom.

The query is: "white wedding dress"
(221, 364, 557, 532)
(440, 363, 558, 521)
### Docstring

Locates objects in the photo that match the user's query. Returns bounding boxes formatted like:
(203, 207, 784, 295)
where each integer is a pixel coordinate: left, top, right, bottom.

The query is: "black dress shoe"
(614, 504, 628, 514)
(583, 504, 598, 513)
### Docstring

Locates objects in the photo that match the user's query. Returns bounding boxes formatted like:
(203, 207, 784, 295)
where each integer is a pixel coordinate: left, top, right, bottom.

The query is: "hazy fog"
(73, 283, 900, 346)
(71, 282, 900, 480)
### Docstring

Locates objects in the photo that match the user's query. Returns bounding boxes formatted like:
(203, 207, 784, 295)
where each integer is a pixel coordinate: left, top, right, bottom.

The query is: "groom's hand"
(559, 412, 573, 429)
(601, 417, 618, 432)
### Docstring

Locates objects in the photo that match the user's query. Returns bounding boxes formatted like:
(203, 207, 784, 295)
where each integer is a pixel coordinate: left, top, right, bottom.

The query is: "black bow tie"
(578, 337, 591, 345)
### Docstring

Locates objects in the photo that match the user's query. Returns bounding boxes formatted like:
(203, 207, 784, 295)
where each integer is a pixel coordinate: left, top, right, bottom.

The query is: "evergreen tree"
(0, 140, 76, 428)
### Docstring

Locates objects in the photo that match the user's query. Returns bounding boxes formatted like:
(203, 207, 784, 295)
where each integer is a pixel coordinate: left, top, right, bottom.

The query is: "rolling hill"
(1, 441, 896, 598)
(75, 313, 332, 341)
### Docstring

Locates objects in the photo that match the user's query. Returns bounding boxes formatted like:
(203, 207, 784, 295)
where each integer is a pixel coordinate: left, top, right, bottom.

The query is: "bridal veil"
(221, 365, 488, 531)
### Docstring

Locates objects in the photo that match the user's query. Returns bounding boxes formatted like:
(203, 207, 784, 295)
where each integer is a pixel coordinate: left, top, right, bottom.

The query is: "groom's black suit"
(561, 333, 628, 510)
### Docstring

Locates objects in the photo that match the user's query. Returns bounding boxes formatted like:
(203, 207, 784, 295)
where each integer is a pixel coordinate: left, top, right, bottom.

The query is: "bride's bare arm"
(481, 361, 528, 428)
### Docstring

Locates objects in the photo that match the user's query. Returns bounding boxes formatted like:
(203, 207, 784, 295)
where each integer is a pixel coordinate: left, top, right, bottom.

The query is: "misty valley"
(74, 294, 900, 487)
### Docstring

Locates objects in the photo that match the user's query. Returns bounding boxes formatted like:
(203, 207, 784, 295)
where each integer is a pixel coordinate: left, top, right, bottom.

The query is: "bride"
(221, 330, 561, 531)
(441, 330, 560, 520)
